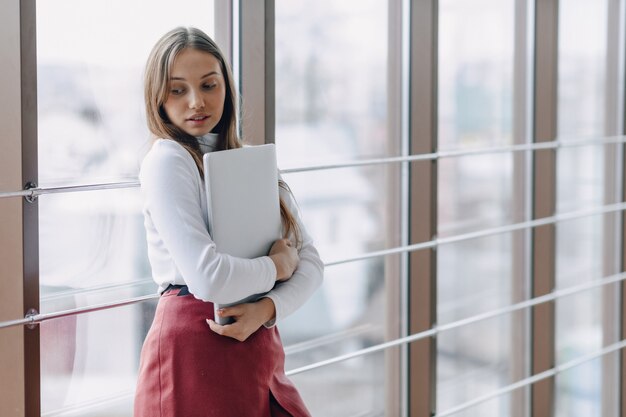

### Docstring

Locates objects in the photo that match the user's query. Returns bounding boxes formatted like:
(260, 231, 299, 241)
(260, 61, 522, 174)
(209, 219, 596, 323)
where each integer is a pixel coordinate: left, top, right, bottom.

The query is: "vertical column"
(408, 0, 438, 415)
(0, 1, 38, 416)
(531, 0, 558, 416)
(604, 1, 625, 416)
(240, 0, 275, 145)
(20, 1, 40, 416)
(387, 0, 407, 415)
(214, 0, 234, 64)
(0, 1, 26, 416)
(512, 0, 533, 416)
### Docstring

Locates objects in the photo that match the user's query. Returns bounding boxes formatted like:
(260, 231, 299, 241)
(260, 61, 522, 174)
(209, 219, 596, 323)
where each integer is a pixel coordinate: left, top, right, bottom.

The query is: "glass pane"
(275, 0, 390, 165)
(438, 233, 529, 416)
(556, 0, 612, 413)
(438, 233, 515, 324)
(557, 146, 604, 214)
(443, 393, 519, 417)
(280, 165, 394, 260)
(557, 0, 608, 139)
(279, 168, 394, 359)
(555, 215, 617, 417)
(275, 2, 399, 413)
(289, 350, 389, 416)
(41, 302, 156, 416)
(437, 2, 525, 416)
(438, 154, 514, 237)
(555, 359, 603, 417)
(36, 0, 215, 186)
(438, 0, 515, 151)
(437, 314, 525, 415)
(38, 187, 151, 312)
(37, 4, 216, 415)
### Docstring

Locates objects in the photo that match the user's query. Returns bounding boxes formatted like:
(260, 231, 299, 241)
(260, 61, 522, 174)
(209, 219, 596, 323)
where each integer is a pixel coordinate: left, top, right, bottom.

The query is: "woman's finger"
(206, 319, 227, 335)
(218, 304, 244, 318)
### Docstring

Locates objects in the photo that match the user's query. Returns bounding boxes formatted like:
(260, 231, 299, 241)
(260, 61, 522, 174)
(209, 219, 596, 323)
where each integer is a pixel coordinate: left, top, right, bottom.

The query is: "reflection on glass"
(40, 302, 156, 416)
(36, 0, 215, 186)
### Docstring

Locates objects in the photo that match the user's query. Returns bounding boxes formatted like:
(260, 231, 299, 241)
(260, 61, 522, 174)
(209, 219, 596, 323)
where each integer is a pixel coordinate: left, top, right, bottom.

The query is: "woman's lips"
(187, 115, 209, 125)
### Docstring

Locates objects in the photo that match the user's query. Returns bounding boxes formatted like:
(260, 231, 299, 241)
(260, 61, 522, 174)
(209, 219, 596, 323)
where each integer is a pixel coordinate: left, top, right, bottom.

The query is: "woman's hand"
(269, 238, 299, 281)
(206, 298, 276, 342)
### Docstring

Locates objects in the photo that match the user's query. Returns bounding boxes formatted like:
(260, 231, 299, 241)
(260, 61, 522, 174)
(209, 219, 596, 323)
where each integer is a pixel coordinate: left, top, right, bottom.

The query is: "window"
(437, 1, 529, 415)
(275, 1, 398, 415)
(2, 1, 626, 416)
(36, 2, 215, 414)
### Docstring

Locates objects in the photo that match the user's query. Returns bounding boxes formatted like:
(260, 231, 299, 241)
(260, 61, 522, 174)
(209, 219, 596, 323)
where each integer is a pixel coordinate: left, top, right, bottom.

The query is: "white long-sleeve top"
(139, 133, 324, 325)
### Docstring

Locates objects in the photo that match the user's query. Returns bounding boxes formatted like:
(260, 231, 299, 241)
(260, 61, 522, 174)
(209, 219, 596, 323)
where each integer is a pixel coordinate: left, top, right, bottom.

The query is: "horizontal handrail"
(1, 202, 625, 330)
(284, 323, 380, 355)
(280, 134, 626, 174)
(434, 338, 626, 416)
(284, 270, 626, 376)
(326, 200, 626, 266)
(41, 278, 154, 302)
(0, 294, 158, 330)
(1, 135, 624, 199)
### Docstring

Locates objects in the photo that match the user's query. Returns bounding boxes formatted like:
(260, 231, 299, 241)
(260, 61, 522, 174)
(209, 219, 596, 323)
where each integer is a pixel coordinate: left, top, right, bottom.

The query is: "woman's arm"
(140, 140, 278, 304)
(207, 182, 323, 340)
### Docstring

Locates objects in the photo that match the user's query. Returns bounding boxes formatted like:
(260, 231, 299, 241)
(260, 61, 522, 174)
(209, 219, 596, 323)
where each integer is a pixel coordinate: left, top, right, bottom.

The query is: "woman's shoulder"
(140, 139, 197, 181)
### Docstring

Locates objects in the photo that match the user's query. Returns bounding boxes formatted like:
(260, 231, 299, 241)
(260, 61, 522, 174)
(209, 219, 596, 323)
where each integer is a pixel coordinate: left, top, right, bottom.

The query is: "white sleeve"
(262, 179, 324, 327)
(139, 141, 277, 304)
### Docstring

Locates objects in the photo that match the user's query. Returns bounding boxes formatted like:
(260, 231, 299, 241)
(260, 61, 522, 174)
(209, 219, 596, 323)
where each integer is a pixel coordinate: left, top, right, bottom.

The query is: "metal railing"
(1, 135, 624, 200)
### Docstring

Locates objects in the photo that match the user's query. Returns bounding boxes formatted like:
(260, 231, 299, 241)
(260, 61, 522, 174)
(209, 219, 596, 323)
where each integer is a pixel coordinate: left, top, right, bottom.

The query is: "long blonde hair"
(144, 27, 301, 247)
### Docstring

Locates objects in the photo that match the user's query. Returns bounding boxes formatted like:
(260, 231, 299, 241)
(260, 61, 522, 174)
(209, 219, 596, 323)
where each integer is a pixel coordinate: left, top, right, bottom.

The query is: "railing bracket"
(25, 308, 38, 329)
(24, 181, 38, 203)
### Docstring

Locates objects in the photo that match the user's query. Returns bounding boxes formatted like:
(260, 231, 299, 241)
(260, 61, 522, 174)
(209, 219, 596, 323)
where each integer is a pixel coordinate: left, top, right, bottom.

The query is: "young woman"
(134, 27, 324, 417)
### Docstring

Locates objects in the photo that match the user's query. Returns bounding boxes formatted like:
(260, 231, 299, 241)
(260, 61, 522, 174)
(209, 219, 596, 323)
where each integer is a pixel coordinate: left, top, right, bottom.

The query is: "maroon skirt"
(134, 288, 311, 417)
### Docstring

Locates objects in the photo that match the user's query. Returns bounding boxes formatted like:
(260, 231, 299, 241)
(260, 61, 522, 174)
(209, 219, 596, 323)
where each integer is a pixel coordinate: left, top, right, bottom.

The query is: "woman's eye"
(170, 88, 185, 95)
(203, 83, 217, 90)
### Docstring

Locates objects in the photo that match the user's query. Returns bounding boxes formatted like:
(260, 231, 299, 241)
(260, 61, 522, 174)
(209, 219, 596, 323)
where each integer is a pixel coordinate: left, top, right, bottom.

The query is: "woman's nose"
(188, 90, 205, 109)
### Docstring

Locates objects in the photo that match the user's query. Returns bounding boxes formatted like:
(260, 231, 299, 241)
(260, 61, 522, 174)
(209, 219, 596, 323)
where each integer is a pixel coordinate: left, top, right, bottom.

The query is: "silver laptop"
(203, 144, 281, 324)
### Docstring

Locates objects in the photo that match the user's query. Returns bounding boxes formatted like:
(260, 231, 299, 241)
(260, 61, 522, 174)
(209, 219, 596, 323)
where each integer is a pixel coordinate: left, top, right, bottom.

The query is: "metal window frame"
(388, 0, 410, 415)
(511, 0, 534, 415)
(239, 0, 274, 146)
(604, 1, 626, 416)
(20, 2, 40, 416)
(532, 1, 559, 416)
(0, 1, 27, 416)
(0, 1, 39, 417)
(408, 1, 438, 415)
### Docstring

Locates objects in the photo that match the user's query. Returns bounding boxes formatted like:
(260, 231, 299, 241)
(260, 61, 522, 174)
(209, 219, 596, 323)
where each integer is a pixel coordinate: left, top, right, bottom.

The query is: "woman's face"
(163, 48, 226, 137)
